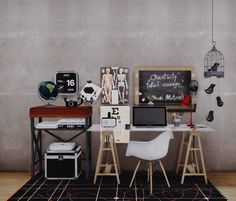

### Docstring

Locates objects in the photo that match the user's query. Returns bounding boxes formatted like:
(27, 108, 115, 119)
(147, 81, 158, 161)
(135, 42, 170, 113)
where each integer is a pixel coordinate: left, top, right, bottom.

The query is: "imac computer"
(133, 106, 167, 127)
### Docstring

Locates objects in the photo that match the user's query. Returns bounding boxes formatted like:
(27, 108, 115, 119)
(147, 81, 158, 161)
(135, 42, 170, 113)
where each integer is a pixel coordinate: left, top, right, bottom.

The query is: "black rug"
(9, 171, 226, 201)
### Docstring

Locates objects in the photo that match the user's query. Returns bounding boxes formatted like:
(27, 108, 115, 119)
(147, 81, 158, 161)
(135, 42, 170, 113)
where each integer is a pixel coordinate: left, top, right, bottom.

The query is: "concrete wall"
(0, 0, 236, 171)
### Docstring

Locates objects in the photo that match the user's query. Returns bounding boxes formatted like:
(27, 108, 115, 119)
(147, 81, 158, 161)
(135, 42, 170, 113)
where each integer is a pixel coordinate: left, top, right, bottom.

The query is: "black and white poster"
(101, 67, 129, 105)
(100, 106, 130, 143)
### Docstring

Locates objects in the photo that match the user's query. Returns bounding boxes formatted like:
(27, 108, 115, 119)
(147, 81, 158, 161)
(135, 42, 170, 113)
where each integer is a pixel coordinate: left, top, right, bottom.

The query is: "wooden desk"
(89, 124, 214, 183)
(129, 124, 214, 184)
(29, 106, 92, 180)
(89, 124, 214, 133)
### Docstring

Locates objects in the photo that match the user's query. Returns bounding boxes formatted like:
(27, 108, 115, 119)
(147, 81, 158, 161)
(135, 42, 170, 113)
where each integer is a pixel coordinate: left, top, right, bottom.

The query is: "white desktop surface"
(91, 123, 214, 182)
(88, 124, 215, 133)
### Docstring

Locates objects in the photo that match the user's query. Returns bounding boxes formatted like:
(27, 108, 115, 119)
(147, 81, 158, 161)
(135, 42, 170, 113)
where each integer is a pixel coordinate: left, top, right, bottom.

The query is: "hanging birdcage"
(204, 41, 224, 78)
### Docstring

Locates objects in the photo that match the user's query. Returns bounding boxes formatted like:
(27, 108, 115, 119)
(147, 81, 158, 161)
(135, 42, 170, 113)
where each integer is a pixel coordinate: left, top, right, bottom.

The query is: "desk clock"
(55, 71, 79, 95)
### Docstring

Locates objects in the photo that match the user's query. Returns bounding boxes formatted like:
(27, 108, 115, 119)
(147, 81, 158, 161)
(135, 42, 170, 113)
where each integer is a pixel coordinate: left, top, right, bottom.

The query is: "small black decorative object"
(189, 80, 199, 96)
(206, 110, 214, 122)
(216, 96, 224, 107)
(205, 84, 216, 94)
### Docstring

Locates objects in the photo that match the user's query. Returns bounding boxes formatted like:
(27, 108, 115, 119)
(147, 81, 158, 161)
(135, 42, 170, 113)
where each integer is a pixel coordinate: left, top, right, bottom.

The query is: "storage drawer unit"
(45, 146, 81, 179)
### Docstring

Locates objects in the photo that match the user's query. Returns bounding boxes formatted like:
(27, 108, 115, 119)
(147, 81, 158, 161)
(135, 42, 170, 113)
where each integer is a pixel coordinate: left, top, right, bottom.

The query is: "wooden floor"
(208, 172, 236, 201)
(0, 172, 235, 201)
(0, 172, 31, 201)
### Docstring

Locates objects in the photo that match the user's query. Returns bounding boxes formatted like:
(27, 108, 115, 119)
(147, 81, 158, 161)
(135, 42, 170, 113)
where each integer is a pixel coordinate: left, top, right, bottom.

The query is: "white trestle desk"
(89, 124, 214, 184)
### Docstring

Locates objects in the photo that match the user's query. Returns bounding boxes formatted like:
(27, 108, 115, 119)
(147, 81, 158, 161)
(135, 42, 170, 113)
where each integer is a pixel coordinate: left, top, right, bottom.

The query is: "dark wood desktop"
(30, 105, 92, 118)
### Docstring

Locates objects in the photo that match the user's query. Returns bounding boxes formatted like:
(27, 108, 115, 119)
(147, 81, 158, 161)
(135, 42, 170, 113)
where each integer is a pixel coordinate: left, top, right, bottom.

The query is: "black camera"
(64, 98, 78, 107)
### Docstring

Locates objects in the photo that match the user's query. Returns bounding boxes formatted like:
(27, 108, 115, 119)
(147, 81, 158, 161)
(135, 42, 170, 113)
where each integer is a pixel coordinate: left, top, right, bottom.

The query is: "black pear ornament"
(216, 96, 224, 107)
(206, 110, 214, 122)
(205, 84, 216, 94)
(189, 80, 199, 96)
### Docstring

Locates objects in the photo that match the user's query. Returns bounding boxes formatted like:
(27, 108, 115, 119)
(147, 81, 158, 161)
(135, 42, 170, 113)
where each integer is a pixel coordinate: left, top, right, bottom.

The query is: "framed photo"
(101, 67, 129, 105)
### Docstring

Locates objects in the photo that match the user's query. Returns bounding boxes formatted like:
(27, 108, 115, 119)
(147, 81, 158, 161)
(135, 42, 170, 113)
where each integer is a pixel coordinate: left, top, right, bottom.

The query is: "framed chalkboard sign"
(135, 67, 194, 105)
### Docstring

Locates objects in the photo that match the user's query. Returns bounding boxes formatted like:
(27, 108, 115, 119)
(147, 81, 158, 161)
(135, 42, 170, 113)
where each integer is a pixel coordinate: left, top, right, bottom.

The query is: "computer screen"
(133, 106, 167, 126)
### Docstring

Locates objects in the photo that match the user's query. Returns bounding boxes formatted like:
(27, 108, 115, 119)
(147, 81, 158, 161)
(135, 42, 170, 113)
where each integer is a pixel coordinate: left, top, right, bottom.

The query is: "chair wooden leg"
(159, 160, 170, 187)
(129, 160, 141, 187)
(147, 164, 150, 183)
(176, 132, 186, 174)
(149, 161, 153, 194)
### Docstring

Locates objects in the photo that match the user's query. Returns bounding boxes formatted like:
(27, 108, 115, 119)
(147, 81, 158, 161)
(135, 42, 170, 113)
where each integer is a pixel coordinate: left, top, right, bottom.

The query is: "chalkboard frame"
(135, 67, 194, 109)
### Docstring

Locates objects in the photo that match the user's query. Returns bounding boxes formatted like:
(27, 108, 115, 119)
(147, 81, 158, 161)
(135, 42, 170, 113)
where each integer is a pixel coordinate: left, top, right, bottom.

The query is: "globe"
(38, 81, 59, 104)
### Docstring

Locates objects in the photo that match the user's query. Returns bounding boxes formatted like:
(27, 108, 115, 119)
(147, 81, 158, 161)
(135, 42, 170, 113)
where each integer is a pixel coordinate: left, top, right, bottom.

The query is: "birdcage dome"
(204, 42, 224, 78)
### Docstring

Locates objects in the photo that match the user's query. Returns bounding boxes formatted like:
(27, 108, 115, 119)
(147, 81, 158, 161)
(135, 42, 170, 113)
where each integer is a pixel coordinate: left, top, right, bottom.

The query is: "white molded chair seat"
(126, 130, 174, 193)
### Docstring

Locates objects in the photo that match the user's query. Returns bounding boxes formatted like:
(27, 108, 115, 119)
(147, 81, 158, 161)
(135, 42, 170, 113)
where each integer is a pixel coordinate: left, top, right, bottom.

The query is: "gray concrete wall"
(0, 0, 236, 171)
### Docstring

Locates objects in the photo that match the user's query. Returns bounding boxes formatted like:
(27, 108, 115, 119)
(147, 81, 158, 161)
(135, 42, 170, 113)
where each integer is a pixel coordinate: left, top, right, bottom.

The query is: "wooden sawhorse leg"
(176, 132, 187, 174)
(181, 131, 207, 184)
(94, 131, 120, 184)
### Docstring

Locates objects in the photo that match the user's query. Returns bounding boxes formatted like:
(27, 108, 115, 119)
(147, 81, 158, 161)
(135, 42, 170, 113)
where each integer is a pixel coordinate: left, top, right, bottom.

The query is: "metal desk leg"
(85, 117, 92, 181)
(31, 117, 43, 177)
(31, 118, 35, 177)
(38, 118, 42, 175)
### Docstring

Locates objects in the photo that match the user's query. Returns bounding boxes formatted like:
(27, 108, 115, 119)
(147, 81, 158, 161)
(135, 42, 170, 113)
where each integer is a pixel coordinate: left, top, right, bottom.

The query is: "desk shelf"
(29, 106, 92, 181)
(34, 126, 87, 130)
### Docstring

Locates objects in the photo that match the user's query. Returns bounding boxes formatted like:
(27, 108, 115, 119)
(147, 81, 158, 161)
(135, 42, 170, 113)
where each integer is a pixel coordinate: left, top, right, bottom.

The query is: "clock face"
(55, 71, 79, 95)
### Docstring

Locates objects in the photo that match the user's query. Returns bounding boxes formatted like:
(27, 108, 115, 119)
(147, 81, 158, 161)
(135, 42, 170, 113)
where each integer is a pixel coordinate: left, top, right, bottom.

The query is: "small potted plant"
(172, 112, 180, 127)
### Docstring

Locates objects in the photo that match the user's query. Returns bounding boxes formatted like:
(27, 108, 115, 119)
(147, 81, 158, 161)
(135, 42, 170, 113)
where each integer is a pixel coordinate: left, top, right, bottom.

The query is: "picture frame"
(101, 67, 129, 105)
(135, 66, 195, 111)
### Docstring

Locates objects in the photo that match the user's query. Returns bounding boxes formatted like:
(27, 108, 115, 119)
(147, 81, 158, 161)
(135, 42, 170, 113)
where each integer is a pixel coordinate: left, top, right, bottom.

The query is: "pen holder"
(173, 118, 180, 127)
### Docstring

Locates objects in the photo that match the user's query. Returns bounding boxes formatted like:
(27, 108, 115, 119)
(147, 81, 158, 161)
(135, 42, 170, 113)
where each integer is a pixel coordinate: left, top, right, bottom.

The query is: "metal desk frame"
(29, 106, 92, 180)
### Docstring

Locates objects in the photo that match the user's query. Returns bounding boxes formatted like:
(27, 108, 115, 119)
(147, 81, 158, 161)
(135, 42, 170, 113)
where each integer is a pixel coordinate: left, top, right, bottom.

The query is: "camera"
(64, 98, 78, 107)
(66, 100, 78, 107)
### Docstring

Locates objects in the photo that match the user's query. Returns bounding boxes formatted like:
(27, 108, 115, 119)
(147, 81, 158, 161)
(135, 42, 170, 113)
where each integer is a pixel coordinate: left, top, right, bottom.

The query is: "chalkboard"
(135, 67, 193, 105)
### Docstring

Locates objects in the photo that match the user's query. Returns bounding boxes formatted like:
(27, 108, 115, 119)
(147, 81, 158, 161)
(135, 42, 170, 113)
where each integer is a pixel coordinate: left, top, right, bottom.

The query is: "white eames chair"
(126, 130, 174, 193)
